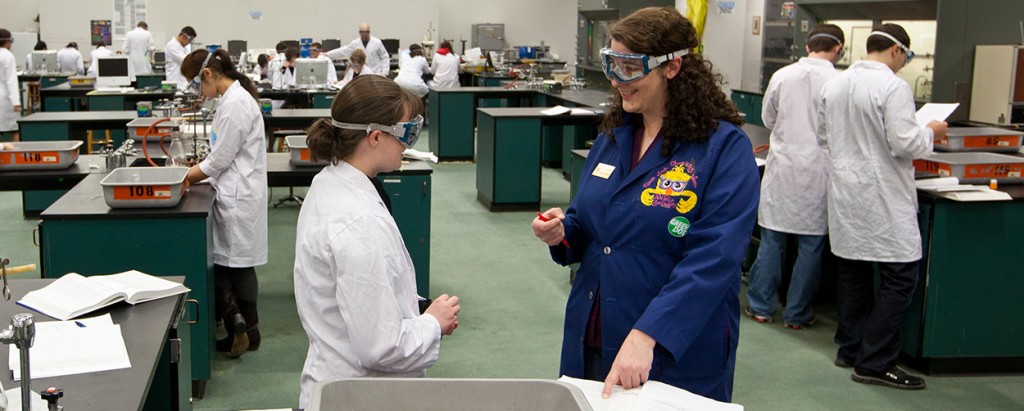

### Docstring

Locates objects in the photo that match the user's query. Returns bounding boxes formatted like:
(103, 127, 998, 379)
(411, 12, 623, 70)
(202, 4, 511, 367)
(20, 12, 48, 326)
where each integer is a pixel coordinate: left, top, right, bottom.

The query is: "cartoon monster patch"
(641, 163, 698, 214)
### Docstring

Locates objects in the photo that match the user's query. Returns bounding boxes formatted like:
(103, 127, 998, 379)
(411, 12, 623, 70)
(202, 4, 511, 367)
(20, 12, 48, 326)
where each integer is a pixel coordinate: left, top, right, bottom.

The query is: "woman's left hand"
(602, 329, 656, 398)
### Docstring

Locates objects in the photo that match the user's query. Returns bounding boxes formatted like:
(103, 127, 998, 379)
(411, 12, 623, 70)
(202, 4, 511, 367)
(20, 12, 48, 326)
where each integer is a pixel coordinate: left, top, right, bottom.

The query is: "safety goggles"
(809, 33, 845, 60)
(869, 31, 915, 66)
(331, 114, 423, 148)
(599, 48, 690, 84)
(187, 52, 214, 95)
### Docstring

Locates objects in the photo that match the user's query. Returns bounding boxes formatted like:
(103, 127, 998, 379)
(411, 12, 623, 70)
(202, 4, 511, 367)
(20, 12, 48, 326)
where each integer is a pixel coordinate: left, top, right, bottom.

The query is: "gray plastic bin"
(0, 141, 83, 170)
(99, 167, 189, 208)
(286, 135, 329, 166)
(307, 378, 593, 411)
(914, 152, 1024, 184)
(936, 127, 1024, 152)
(127, 117, 179, 142)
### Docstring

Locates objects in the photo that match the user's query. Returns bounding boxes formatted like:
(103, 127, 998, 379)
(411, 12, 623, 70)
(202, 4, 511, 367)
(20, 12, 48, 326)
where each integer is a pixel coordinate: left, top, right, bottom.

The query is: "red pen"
(537, 212, 571, 249)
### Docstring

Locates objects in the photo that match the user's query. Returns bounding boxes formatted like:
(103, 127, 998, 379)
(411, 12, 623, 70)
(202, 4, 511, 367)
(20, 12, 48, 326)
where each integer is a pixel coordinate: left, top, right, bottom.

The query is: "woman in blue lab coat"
(532, 7, 758, 402)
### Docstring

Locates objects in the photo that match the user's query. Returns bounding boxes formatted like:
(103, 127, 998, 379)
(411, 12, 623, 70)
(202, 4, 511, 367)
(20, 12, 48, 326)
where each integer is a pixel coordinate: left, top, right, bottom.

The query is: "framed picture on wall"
(91, 20, 112, 46)
(753, 16, 761, 35)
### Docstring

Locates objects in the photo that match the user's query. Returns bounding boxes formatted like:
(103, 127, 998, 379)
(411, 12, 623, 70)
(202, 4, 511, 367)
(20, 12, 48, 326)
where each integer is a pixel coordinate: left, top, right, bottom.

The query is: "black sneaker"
(834, 357, 854, 368)
(852, 368, 926, 390)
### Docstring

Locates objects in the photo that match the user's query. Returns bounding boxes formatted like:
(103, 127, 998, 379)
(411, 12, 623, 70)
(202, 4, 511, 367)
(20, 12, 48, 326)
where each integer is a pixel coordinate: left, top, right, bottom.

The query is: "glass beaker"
(165, 131, 189, 167)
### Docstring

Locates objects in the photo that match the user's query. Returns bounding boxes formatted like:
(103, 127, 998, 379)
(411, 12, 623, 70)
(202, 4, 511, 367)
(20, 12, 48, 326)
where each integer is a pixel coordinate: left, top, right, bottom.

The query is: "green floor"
(1, 131, 1022, 410)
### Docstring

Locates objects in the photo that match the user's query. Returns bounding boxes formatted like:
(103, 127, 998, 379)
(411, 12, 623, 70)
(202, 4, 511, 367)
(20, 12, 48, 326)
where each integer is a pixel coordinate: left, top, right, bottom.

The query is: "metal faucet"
(0, 313, 36, 411)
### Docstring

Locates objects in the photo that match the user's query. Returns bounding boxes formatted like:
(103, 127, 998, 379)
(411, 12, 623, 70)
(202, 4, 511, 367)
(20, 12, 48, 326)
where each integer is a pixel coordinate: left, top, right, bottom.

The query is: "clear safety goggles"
(331, 114, 424, 148)
(187, 52, 214, 95)
(869, 31, 915, 66)
(809, 33, 845, 60)
(599, 48, 690, 84)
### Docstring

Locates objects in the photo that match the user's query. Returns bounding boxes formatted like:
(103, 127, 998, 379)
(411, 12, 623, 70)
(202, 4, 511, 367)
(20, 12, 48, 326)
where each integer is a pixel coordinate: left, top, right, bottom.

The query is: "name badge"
(592, 163, 616, 179)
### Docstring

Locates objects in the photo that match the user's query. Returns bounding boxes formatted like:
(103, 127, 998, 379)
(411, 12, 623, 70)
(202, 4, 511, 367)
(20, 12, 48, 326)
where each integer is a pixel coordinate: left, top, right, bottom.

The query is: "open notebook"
(18, 270, 190, 321)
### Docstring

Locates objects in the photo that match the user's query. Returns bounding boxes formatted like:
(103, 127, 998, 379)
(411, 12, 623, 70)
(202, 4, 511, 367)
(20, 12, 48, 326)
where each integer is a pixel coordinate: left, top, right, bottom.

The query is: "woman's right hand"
(425, 294, 461, 336)
(532, 207, 566, 246)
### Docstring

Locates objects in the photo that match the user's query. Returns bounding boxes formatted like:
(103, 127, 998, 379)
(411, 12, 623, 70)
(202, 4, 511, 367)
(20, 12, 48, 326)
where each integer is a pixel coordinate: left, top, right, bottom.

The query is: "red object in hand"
(537, 212, 571, 249)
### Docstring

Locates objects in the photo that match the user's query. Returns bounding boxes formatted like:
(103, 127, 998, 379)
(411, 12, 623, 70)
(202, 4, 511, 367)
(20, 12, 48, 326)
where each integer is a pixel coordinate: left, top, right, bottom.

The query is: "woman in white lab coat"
(56, 42, 84, 75)
(294, 75, 460, 409)
(271, 47, 299, 90)
(393, 43, 431, 98)
(428, 40, 461, 89)
(337, 48, 369, 89)
(0, 29, 21, 141)
(181, 48, 268, 359)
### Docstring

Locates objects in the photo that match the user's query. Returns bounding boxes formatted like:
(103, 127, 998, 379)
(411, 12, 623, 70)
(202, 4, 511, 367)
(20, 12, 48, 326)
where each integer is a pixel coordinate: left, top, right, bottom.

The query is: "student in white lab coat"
(325, 23, 391, 76)
(393, 43, 430, 98)
(294, 75, 460, 409)
(181, 48, 268, 359)
(745, 24, 845, 329)
(428, 40, 461, 89)
(271, 47, 299, 90)
(817, 23, 947, 390)
(165, 26, 197, 89)
(251, 53, 269, 80)
(87, 42, 116, 77)
(309, 42, 338, 85)
(56, 42, 84, 75)
(122, 21, 154, 75)
(25, 41, 47, 72)
(0, 29, 22, 141)
(337, 48, 369, 89)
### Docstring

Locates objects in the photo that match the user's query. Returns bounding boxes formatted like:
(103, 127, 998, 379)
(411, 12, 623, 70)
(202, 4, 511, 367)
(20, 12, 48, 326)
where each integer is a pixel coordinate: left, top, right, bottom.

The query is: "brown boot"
(239, 300, 261, 351)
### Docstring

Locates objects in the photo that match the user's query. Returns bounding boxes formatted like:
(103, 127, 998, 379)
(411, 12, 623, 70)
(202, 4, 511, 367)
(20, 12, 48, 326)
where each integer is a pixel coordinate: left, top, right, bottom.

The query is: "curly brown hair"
(600, 7, 743, 156)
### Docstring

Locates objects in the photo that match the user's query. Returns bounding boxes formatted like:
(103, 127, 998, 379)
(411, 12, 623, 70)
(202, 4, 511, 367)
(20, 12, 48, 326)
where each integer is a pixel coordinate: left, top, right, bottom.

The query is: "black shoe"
(852, 368, 926, 390)
(834, 357, 854, 368)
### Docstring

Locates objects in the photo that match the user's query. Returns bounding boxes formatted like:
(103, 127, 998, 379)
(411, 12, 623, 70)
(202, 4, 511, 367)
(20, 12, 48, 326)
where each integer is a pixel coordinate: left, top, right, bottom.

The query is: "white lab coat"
(198, 81, 268, 267)
(759, 57, 836, 235)
(87, 46, 116, 77)
(315, 54, 338, 85)
(56, 47, 83, 75)
(817, 60, 933, 262)
(428, 52, 461, 89)
(338, 66, 371, 89)
(164, 38, 191, 88)
(0, 48, 21, 131)
(294, 161, 441, 409)
(326, 36, 391, 76)
(122, 27, 154, 75)
(393, 55, 430, 97)
(272, 64, 297, 90)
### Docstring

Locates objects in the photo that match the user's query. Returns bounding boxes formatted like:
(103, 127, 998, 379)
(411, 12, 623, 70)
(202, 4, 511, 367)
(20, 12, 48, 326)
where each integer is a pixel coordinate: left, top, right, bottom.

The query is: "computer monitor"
(153, 51, 165, 64)
(294, 58, 329, 88)
(96, 55, 131, 88)
(382, 39, 400, 55)
(321, 39, 341, 52)
(282, 40, 300, 50)
(228, 40, 247, 60)
(31, 51, 58, 73)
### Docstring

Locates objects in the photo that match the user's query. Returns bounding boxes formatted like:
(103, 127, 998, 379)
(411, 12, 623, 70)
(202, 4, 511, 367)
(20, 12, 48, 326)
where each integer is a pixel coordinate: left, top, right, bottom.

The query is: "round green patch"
(667, 216, 690, 238)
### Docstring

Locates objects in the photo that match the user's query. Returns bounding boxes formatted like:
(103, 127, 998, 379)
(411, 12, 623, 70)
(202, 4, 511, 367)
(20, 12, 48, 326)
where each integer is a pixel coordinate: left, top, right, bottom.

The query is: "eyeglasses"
(187, 52, 214, 95)
(359, 30, 370, 34)
(310, 48, 321, 53)
(331, 114, 423, 148)
(599, 48, 690, 84)
(869, 31, 915, 66)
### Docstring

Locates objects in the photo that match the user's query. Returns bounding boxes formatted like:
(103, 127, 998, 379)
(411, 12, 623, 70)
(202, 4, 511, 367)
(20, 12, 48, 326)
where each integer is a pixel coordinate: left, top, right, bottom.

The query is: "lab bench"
(0, 278, 191, 410)
(0, 154, 107, 218)
(86, 88, 175, 111)
(38, 174, 216, 397)
(258, 89, 338, 109)
(267, 154, 433, 295)
(475, 107, 602, 211)
(427, 87, 535, 161)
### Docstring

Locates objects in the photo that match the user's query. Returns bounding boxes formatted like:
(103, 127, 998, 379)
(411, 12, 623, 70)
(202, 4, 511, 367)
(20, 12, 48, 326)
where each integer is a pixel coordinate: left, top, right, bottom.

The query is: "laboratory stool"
(268, 129, 304, 153)
(26, 82, 41, 114)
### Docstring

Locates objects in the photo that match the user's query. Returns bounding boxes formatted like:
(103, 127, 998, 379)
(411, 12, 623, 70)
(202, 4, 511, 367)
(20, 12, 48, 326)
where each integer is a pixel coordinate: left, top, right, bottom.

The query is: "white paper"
(403, 148, 438, 163)
(755, 158, 767, 167)
(10, 317, 131, 380)
(558, 376, 640, 411)
(915, 103, 959, 128)
(541, 105, 571, 116)
(571, 108, 595, 116)
(558, 376, 744, 411)
(915, 176, 959, 189)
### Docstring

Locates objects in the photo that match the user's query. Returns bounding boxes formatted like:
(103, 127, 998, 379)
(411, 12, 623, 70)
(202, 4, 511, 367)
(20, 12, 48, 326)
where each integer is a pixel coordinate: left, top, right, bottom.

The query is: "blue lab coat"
(552, 114, 759, 402)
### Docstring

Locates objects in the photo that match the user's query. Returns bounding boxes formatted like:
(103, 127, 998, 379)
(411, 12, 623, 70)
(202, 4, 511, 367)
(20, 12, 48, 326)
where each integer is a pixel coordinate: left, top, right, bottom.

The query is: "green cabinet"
(731, 90, 764, 127)
(312, 93, 335, 109)
(378, 174, 432, 295)
(476, 112, 543, 210)
(428, 89, 476, 161)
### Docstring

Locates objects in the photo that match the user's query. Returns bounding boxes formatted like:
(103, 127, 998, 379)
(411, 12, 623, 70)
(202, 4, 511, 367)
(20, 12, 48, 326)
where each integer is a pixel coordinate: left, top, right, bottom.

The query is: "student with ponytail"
(181, 48, 268, 359)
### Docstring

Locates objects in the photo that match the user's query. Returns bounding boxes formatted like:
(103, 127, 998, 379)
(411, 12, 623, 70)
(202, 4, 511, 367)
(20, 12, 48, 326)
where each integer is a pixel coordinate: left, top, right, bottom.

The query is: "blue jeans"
(746, 227, 825, 325)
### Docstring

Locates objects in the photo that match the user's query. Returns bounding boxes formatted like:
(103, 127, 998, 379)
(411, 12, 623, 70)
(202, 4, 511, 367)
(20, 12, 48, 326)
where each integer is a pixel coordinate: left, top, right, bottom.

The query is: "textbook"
(17, 270, 190, 321)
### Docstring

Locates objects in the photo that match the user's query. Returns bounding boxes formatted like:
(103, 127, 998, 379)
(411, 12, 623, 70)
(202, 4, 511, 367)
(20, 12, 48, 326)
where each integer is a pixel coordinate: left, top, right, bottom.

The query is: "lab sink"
(130, 157, 166, 167)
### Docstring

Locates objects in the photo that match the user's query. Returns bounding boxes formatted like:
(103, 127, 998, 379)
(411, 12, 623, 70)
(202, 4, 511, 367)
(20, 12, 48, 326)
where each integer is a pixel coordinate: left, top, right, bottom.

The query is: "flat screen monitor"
(30, 51, 58, 73)
(321, 39, 341, 52)
(282, 40, 300, 51)
(97, 55, 131, 88)
(228, 40, 247, 59)
(294, 58, 329, 88)
(382, 39, 400, 55)
(153, 51, 165, 64)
